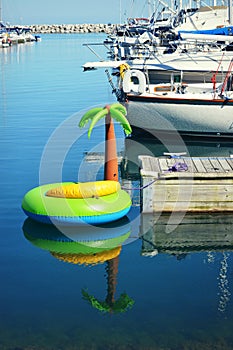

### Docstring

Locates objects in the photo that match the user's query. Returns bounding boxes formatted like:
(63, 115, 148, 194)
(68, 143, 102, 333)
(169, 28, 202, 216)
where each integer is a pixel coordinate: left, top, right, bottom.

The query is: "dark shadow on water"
(121, 134, 233, 180)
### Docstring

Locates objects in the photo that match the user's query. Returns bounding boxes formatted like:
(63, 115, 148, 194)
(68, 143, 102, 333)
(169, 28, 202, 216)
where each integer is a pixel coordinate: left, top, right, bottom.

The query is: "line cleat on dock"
(163, 152, 187, 158)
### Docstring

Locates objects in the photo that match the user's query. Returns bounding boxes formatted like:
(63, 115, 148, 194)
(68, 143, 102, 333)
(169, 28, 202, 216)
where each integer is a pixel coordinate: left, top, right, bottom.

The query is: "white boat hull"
(124, 97, 233, 137)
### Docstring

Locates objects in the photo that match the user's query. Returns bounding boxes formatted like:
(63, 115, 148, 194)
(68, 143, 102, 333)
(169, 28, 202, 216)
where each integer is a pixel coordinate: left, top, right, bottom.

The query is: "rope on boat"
(221, 58, 233, 94)
(105, 69, 121, 100)
(211, 52, 225, 92)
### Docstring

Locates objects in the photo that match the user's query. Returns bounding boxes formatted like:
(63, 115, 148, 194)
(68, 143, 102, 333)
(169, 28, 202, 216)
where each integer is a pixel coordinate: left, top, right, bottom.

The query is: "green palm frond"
(79, 103, 131, 138)
(110, 103, 127, 115)
(78, 107, 103, 128)
(109, 106, 132, 136)
(87, 108, 108, 138)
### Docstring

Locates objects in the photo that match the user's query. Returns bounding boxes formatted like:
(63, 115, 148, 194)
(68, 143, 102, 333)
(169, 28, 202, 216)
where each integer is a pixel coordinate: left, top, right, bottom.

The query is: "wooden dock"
(139, 155, 233, 213)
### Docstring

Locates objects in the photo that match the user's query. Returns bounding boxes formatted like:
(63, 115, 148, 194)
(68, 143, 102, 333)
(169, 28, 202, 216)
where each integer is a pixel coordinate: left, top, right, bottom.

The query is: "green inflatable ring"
(22, 182, 132, 225)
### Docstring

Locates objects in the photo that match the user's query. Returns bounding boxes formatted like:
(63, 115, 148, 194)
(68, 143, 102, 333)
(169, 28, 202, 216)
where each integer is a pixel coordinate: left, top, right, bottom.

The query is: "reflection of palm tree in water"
(46, 240, 134, 313)
(79, 104, 134, 313)
(106, 255, 134, 313)
(82, 253, 134, 314)
(106, 256, 119, 307)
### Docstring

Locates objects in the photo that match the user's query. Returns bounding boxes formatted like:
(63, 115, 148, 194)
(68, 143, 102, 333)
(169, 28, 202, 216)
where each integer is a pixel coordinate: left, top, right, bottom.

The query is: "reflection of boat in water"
(23, 218, 131, 265)
(140, 213, 233, 256)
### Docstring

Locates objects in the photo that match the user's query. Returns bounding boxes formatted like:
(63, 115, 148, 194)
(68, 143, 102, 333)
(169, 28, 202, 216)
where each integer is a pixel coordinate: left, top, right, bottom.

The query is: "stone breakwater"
(28, 23, 117, 34)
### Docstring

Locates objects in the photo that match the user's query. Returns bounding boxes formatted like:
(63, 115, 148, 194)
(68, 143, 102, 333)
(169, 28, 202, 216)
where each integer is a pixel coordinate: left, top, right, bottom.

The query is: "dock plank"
(150, 157, 161, 172)
(159, 158, 170, 172)
(141, 156, 153, 172)
(192, 157, 207, 173)
(184, 158, 197, 173)
(209, 157, 224, 173)
(153, 184, 233, 202)
(226, 158, 233, 171)
(218, 158, 233, 172)
(200, 158, 216, 172)
(146, 157, 154, 172)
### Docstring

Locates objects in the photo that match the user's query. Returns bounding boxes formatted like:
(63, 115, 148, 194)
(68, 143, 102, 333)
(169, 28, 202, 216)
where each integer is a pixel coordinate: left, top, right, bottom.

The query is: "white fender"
(122, 69, 146, 94)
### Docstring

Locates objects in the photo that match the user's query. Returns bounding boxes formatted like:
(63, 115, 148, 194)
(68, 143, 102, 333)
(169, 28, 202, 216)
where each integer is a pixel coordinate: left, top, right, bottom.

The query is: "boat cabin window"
(174, 75, 181, 83)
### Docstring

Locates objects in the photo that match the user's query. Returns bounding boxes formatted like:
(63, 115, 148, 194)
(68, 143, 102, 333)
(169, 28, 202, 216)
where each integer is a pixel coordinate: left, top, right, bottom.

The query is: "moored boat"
(119, 60, 233, 137)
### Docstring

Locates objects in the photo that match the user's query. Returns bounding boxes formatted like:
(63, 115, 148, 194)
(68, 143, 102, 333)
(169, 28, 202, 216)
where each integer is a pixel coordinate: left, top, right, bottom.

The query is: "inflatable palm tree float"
(79, 103, 134, 313)
(79, 103, 132, 181)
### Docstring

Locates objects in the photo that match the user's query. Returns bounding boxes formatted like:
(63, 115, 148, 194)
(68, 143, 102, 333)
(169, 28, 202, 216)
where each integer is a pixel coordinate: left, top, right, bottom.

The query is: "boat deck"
(139, 155, 233, 212)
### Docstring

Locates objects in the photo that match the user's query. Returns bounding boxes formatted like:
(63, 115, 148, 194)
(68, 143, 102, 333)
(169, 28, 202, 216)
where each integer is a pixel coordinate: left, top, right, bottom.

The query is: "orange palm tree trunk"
(104, 111, 118, 181)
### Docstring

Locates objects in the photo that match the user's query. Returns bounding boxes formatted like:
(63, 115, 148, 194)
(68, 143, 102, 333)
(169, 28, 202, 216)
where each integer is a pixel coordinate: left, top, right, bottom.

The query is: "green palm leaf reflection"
(82, 289, 134, 314)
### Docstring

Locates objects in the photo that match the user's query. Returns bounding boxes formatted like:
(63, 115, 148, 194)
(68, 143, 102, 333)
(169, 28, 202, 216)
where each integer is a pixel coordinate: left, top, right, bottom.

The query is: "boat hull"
(124, 96, 233, 137)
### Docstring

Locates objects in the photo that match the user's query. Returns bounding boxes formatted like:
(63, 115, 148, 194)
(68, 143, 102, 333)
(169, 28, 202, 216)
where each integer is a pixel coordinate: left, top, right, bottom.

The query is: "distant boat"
(0, 0, 41, 46)
(102, 1, 233, 61)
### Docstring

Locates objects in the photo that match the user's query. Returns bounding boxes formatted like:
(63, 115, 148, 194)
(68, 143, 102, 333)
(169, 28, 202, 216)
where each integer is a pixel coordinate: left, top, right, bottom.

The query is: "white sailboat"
(118, 59, 233, 137)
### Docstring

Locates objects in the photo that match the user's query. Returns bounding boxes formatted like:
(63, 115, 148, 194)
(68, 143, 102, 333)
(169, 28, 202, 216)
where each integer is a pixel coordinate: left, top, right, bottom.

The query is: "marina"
(1, 1, 233, 348)
(82, 1, 233, 137)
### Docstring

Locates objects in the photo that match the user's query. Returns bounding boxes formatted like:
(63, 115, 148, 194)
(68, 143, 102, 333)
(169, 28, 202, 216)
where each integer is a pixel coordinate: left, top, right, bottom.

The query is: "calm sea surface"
(1, 34, 233, 350)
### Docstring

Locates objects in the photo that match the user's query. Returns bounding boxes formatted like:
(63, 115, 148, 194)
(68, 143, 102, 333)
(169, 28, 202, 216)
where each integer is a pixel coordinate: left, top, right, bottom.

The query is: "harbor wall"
(26, 24, 117, 34)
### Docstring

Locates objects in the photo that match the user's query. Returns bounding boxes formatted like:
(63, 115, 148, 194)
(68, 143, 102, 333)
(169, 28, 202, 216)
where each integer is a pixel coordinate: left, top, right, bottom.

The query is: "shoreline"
(15, 23, 117, 34)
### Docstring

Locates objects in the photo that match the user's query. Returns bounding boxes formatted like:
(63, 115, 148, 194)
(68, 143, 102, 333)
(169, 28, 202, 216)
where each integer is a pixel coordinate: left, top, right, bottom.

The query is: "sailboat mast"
(0, 0, 2, 22)
(229, 0, 233, 25)
(119, 0, 122, 24)
(148, 0, 154, 17)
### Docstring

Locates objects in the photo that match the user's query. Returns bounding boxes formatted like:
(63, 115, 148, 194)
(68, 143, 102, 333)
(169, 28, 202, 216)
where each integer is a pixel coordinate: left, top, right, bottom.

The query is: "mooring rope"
(122, 179, 157, 191)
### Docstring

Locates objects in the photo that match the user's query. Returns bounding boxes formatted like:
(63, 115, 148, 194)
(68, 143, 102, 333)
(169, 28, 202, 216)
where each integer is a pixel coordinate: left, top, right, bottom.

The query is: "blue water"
(1, 34, 233, 350)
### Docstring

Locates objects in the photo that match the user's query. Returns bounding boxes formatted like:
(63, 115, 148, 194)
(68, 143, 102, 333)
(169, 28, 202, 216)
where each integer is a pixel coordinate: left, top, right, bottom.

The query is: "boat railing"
(83, 42, 113, 61)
